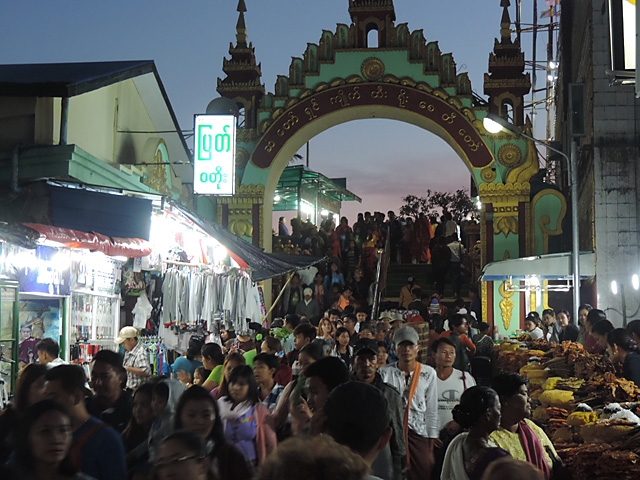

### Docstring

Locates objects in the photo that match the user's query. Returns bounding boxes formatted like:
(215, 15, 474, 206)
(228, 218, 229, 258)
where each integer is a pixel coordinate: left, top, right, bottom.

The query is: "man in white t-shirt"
(432, 336, 476, 478)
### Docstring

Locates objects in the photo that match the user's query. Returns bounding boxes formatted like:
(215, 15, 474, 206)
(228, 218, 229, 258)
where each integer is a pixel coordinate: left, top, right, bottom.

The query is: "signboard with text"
(609, 0, 636, 72)
(193, 114, 236, 195)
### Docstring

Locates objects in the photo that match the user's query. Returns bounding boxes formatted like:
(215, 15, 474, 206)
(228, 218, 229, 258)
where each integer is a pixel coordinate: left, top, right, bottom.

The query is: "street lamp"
(610, 274, 640, 327)
(483, 113, 581, 318)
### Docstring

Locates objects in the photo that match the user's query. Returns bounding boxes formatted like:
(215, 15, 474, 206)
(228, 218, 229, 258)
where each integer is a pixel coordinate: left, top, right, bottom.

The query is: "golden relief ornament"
(498, 144, 523, 167)
(361, 57, 385, 81)
(229, 218, 253, 238)
(142, 139, 171, 196)
(493, 208, 519, 237)
(498, 280, 515, 330)
(481, 167, 497, 183)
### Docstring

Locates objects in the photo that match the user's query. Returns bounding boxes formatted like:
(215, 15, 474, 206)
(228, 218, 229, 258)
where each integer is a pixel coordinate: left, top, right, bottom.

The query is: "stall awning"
(274, 165, 362, 212)
(172, 203, 323, 282)
(24, 223, 152, 258)
(480, 252, 596, 282)
(48, 184, 153, 240)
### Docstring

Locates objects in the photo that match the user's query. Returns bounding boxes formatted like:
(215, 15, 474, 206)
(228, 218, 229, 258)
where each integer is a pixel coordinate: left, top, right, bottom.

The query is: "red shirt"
(275, 363, 292, 386)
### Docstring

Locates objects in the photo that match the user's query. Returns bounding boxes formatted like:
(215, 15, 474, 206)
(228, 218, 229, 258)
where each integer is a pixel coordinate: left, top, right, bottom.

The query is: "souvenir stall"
(139, 200, 318, 367)
(140, 201, 265, 364)
(0, 223, 152, 374)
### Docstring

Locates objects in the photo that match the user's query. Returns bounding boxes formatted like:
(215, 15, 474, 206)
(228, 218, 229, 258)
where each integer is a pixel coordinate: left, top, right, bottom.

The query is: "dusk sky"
(1, 0, 554, 223)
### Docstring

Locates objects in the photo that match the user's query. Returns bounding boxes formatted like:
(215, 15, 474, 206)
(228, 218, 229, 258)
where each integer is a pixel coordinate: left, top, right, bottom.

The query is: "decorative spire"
(484, 0, 530, 126)
(217, 0, 264, 129)
(236, 0, 248, 47)
(500, 0, 512, 44)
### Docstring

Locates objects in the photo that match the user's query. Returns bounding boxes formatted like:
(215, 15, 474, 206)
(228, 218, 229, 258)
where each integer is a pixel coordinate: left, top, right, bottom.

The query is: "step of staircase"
(384, 262, 470, 299)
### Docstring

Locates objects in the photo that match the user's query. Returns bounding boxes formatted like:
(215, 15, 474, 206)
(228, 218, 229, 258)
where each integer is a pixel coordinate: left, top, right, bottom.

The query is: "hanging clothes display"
(161, 266, 264, 336)
(139, 336, 174, 376)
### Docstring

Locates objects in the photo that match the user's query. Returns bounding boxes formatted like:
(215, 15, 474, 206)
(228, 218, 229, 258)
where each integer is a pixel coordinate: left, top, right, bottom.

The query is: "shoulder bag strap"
(71, 421, 106, 471)
(402, 362, 421, 470)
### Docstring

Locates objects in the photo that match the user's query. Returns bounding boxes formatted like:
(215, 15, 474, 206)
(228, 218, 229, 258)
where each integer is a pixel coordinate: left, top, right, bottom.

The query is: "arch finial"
(236, 0, 248, 47)
(500, 0, 512, 43)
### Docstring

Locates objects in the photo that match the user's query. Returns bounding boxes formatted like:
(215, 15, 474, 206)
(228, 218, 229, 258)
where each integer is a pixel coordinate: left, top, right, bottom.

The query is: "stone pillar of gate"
(478, 181, 533, 336)
(215, 184, 265, 248)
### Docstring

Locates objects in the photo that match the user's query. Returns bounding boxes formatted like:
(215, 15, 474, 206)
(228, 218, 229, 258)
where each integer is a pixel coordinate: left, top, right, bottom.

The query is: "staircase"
(383, 262, 470, 304)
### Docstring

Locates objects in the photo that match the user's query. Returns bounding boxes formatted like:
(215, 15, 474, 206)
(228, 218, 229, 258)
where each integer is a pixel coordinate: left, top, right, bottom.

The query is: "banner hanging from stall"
(11, 245, 71, 296)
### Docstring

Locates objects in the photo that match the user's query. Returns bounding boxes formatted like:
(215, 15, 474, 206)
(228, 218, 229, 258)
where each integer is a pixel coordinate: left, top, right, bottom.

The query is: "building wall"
(0, 97, 55, 150)
(67, 78, 156, 165)
(589, 1, 640, 324)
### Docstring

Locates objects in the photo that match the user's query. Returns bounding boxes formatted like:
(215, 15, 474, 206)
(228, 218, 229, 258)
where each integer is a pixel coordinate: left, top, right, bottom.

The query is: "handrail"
(372, 231, 392, 320)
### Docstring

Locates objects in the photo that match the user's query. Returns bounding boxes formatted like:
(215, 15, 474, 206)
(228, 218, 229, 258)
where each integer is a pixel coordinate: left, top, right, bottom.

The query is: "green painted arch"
(240, 80, 502, 249)
(235, 17, 539, 251)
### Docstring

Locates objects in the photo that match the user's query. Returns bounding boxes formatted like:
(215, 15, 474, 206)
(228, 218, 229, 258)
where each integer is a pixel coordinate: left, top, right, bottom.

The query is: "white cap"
(115, 326, 138, 344)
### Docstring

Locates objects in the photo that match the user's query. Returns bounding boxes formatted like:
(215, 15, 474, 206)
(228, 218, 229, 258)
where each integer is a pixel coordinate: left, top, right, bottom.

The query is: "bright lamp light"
(632, 274, 639, 291)
(611, 280, 618, 295)
(483, 116, 503, 134)
(274, 195, 281, 202)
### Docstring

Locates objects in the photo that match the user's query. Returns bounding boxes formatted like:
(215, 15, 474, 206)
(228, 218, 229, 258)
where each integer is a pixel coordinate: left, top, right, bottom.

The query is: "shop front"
(0, 221, 148, 395)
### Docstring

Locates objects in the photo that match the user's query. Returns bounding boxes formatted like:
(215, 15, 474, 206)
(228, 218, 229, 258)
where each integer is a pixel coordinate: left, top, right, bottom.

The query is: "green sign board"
(193, 114, 236, 195)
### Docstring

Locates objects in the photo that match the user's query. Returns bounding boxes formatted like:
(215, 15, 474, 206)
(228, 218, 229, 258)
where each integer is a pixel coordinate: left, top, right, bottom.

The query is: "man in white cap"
(116, 326, 151, 390)
(295, 287, 320, 320)
(379, 325, 438, 480)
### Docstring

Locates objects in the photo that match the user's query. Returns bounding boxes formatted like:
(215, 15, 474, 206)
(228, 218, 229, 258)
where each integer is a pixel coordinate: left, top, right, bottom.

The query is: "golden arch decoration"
(251, 79, 495, 172)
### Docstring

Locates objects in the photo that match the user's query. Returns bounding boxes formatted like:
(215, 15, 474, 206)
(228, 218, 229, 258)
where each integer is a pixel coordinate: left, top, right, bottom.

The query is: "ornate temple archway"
(214, 0, 567, 334)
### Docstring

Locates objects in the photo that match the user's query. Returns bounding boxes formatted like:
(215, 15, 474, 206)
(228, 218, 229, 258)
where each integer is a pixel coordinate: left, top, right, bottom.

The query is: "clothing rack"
(163, 260, 205, 268)
(161, 266, 263, 334)
(139, 336, 173, 376)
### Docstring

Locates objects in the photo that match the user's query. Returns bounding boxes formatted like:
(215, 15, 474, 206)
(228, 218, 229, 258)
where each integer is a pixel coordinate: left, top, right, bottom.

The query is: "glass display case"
(67, 252, 123, 364)
(0, 279, 19, 403)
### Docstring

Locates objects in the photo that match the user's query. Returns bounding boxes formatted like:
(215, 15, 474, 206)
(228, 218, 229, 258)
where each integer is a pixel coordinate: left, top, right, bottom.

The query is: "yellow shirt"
(398, 285, 419, 309)
(489, 418, 556, 469)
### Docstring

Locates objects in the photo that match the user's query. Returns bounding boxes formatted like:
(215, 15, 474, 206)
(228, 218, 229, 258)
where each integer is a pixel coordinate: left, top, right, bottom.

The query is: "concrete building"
(556, 1, 640, 325)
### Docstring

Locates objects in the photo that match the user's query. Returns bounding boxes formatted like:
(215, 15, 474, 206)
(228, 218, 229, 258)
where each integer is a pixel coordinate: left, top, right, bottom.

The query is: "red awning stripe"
(24, 223, 152, 258)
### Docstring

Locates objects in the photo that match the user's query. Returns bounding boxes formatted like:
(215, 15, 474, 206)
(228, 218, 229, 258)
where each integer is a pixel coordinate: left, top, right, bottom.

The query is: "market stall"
(497, 337, 640, 479)
(0, 277, 18, 405)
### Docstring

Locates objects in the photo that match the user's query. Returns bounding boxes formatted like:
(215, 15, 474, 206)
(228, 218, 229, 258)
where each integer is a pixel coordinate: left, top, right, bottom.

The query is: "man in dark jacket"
(352, 338, 407, 480)
(295, 287, 320, 320)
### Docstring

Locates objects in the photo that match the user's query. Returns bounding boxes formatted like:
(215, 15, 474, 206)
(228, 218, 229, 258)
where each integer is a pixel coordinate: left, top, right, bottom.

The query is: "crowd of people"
(3, 291, 637, 480)
(277, 209, 471, 320)
(1, 205, 638, 479)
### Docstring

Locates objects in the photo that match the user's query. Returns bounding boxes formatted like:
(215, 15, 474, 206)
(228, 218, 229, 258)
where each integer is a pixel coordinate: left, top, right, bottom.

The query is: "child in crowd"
(193, 367, 211, 386)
